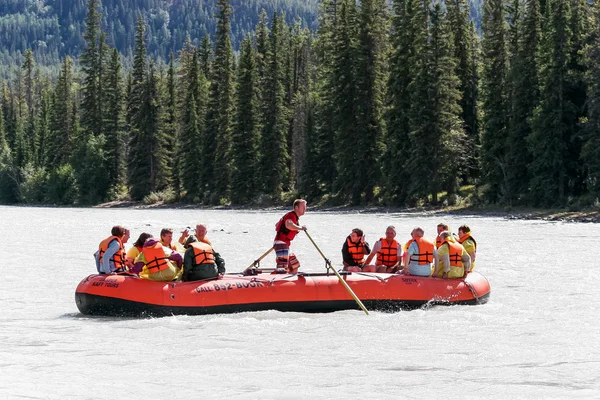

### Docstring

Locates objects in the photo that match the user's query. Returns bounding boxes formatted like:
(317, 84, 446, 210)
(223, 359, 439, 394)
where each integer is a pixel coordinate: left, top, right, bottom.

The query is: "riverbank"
(92, 200, 600, 223)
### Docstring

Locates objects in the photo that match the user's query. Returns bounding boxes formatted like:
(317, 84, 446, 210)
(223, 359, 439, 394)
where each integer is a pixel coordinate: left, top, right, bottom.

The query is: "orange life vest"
(458, 233, 477, 248)
(441, 240, 464, 267)
(406, 237, 435, 265)
(346, 237, 365, 266)
(98, 236, 125, 269)
(275, 211, 299, 244)
(141, 242, 170, 274)
(189, 241, 216, 265)
(376, 238, 399, 267)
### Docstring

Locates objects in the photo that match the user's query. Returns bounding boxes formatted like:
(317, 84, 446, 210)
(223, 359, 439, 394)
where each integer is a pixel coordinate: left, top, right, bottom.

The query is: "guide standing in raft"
(274, 199, 307, 273)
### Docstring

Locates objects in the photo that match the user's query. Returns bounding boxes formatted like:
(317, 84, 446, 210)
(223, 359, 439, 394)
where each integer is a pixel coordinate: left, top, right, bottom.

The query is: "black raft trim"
(75, 291, 490, 318)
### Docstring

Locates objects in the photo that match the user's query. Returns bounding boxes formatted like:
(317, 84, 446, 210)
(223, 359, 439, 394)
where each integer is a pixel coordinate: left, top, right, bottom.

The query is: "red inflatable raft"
(75, 270, 490, 317)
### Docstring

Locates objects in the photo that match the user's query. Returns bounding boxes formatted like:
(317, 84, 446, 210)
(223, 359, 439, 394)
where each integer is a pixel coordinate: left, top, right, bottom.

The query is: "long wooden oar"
(243, 247, 274, 273)
(304, 230, 369, 315)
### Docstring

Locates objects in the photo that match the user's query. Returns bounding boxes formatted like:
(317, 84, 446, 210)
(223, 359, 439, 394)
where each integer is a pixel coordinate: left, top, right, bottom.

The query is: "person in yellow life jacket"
(182, 235, 226, 281)
(342, 228, 374, 272)
(434, 231, 471, 279)
(126, 232, 152, 270)
(403, 227, 435, 277)
(95, 225, 128, 274)
(133, 238, 183, 281)
(458, 225, 476, 272)
(364, 226, 402, 273)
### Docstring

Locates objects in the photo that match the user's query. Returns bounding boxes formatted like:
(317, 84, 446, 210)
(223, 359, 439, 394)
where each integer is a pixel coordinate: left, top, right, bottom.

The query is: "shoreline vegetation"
(86, 199, 600, 223)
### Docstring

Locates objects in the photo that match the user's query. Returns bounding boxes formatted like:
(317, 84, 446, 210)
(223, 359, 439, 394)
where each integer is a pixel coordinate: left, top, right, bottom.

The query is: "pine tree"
(21, 49, 36, 166)
(36, 86, 51, 168)
(480, 0, 509, 202)
(48, 57, 74, 168)
(198, 34, 213, 79)
(447, 0, 479, 181)
(354, 0, 388, 203)
(528, 0, 575, 206)
(104, 48, 125, 195)
(164, 53, 179, 197)
(255, 9, 270, 83)
(582, 0, 600, 199)
(180, 52, 203, 200)
(0, 93, 5, 147)
(506, 0, 541, 203)
(208, 0, 235, 202)
(259, 12, 290, 200)
(386, 0, 417, 204)
(80, 0, 103, 137)
(332, 0, 360, 202)
(127, 16, 150, 200)
(231, 35, 260, 204)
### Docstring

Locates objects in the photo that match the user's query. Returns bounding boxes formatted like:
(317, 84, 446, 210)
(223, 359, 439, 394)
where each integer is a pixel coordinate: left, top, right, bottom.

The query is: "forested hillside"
(0, 0, 319, 70)
(1, 0, 598, 210)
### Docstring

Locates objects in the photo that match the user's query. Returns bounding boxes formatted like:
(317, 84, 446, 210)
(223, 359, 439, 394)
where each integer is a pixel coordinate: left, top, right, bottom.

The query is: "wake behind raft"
(75, 270, 490, 317)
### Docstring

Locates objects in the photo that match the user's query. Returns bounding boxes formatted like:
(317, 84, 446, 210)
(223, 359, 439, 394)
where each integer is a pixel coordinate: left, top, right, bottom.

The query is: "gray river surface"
(0, 206, 599, 399)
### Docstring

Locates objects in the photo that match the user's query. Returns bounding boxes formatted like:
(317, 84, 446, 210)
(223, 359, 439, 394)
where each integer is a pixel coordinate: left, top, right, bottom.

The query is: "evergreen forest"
(1, 0, 599, 209)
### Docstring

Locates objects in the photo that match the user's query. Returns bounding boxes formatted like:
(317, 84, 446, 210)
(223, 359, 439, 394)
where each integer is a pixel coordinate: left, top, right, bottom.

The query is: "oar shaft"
(305, 231, 369, 315)
(244, 247, 274, 272)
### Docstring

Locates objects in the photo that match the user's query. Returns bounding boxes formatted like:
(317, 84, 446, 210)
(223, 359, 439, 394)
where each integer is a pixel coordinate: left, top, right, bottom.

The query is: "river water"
(0, 205, 599, 399)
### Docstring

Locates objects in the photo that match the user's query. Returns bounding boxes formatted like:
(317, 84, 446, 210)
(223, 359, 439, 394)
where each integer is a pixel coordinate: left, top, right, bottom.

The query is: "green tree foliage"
(80, 0, 102, 138)
(209, 0, 236, 202)
(582, 0, 600, 199)
(48, 56, 74, 168)
(231, 36, 260, 204)
(103, 48, 125, 195)
(480, 0, 509, 202)
(259, 13, 290, 200)
(528, 0, 576, 206)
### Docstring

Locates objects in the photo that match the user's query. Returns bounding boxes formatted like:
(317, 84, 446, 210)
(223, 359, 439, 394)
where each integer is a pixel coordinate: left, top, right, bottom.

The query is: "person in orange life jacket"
(126, 232, 152, 270)
(133, 238, 183, 281)
(342, 228, 374, 272)
(160, 228, 177, 251)
(435, 223, 449, 248)
(178, 223, 212, 246)
(403, 227, 435, 276)
(182, 235, 226, 281)
(363, 226, 403, 273)
(458, 225, 476, 272)
(274, 199, 307, 273)
(434, 231, 471, 279)
(95, 225, 128, 274)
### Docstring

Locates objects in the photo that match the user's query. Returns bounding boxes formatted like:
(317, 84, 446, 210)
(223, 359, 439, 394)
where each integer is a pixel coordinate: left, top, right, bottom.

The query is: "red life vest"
(98, 236, 125, 269)
(406, 237, 435, 265)
(189, 241, 216, 265)
(346, 237, 365, 266)
(274, 211, 299, 245)
(141, 242, 170, 274)
(442, 240, 464, 267)
(376, 238, 399, 267)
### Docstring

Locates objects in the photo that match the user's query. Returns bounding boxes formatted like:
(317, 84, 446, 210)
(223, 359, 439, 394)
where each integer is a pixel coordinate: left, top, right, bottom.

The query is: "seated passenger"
(126, 232, 152, 270)
(342, 228, 374, 272)
(434, 231, 471, 279)
(160, 228, 177, 251)
(182, 235, 225, 281)
(458, 225, 476, 272)
(95, 225, 128, 274)
(364, 226, 402, 273)
(435, 223, 449, 248)
(133, 238, 183, 281)
(403, 227, 435, 277)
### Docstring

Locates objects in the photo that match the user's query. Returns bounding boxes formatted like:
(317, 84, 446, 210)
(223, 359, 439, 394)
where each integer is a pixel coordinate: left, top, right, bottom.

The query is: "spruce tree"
(231, 36, 260, 204)
(21, 49, 36, 166)
(48, 57, 74, 168)
(259, 12, 290, 200)
(354, 0, 388, 203)
(506, 0, 541, 203)
(164, 53, 179, 197)
(208, 0, 235, 202)
(528, 0, 575, 206)
(582, 0, 600, 199)
(0, 93, 5, 147)
(198, 34, 213, 79)
(480, 0, 509, 202)
(104, 48, 125, 195)
(81, 0, 103, 137)
(127, 16, 150, 200)
(386, 0, 417, 204)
